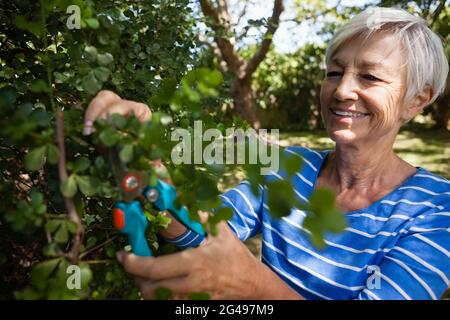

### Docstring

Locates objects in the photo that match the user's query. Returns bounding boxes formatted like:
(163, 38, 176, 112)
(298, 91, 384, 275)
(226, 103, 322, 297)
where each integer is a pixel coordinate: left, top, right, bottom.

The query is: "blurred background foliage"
(0, 0, 449, 300)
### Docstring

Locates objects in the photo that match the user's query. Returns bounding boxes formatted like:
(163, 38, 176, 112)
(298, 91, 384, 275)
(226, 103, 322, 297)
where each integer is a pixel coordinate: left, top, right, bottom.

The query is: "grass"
(278, 124, 450, 179)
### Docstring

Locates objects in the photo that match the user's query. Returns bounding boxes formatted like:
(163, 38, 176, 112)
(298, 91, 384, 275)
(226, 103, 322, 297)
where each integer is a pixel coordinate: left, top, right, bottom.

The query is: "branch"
(243, 0, 284, 81)
(56, 109, 84, 264)
(429, 0, 446, 28)
(79, 235, 118, 260)
(199, 0, 244, 74)
(198, 34, 229, 73)
(236, 0, 249, 27)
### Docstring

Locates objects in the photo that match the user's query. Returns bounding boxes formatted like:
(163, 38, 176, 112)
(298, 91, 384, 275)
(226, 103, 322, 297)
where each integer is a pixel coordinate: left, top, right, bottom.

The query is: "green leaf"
(203, 69, 223, 87)
(154, 287, 172, 300)
(84, 46, 98, 62)
(266, 180, 295, 218)
(30, 191, 44, 205)
(30, 259, 61, 290)
(35, 204, 47, 215)
(214, 206, 233, 221)
(45, 220, 61, 233)
(85, 236, 97, 249)
(99, 128, 120, 147)
(94, 156, 105, 169)
(97, 53, 114, 66)
(119, 144, 134, 163)
(30, 80, 49, 93)
(43, 243, 61, 257)
(188, 292, 211, 300)
(310, 188, 335, 211)
(110, 113, 126, 128)
(85, 18, 99, 29)
(66, 220, 79, 234)
(60, 175, 77, 198)
(94, 67, 111, 82)
(303, 216, 326, 249)
(97, 33, 109, 45)
(284, 153, 302, 176)
(81, 72, 101, 95)
(78, 263, 93, 291)
(150, 77, 177, 106)
(54, 223, 69, 243)
(75, 175, 98, 196)
(24, 146, 47, 171)
(46, 144, 60, 164)
(323, 211, 346, 233)
(74, 157, 90, 173)
(14, 15, 44, 37)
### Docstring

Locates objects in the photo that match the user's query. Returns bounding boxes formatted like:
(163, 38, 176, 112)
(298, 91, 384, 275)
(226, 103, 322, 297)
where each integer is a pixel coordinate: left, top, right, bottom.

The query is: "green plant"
(0, 0, 344, 300)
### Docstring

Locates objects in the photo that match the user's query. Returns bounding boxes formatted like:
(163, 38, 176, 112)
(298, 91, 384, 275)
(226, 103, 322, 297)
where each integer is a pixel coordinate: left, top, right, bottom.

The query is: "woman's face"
(320, 32, 408, 146)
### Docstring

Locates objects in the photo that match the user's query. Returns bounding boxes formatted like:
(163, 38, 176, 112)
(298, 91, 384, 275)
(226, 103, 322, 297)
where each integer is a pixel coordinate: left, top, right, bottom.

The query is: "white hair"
(325, 6, 449, 105)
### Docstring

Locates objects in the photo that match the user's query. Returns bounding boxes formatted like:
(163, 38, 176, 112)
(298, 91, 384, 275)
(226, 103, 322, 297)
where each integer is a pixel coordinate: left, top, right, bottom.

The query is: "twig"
(199, 0, 244, 74)
(56, 110, 84, 265)
(243, 0, 284, 81)
(39, 1, 84, 265)
(429, 0, 445, 28)
(82, 260, 113, 265)
(44, 213, 69, 219)
(235, 1, 249, 27)
(79, 235, 118, 260)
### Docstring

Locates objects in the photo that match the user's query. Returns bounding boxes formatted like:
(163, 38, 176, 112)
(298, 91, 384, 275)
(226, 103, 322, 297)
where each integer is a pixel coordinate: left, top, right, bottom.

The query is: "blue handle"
(144, 180, 206, 236)
(113, 201, 152, 256)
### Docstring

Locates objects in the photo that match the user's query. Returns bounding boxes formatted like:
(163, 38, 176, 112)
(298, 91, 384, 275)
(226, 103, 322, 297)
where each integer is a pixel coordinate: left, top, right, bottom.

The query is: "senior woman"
(84, 7, 450, 300)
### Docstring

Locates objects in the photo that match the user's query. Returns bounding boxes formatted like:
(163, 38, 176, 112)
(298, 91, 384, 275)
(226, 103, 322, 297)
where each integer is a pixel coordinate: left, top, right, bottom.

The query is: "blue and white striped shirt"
(168, 146, 450, 300)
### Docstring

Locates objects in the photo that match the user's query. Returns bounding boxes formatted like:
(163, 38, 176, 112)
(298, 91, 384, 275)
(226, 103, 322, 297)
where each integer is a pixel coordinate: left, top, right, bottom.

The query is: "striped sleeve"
(160, 228, 205, 248)
(357, 208, 450, 300)
(160, 180, 264, 248)
(220, 180, 264, 241)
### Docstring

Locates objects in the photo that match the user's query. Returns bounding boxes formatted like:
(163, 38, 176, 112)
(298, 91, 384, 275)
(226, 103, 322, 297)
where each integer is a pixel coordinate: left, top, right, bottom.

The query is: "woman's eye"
(326, 71, 342, 77)
(362, 74, 381, 81)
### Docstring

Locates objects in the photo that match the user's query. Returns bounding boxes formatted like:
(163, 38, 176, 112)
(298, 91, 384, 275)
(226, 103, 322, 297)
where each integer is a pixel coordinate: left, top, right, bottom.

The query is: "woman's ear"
(401, 86, 434, 122)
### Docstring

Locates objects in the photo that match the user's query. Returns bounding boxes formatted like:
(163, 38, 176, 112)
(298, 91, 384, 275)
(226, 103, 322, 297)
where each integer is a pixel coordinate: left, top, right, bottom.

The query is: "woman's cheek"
(319, 84, 334, 128)
(364, 88, 399, 132)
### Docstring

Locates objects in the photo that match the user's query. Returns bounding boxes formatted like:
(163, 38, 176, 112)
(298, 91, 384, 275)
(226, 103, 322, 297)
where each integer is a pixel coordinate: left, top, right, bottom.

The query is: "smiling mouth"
(330, 109, 371, 118)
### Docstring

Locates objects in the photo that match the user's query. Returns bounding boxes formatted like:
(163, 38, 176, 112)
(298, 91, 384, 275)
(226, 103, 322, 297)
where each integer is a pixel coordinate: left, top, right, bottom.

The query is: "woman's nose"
(333, 73, 359, 102)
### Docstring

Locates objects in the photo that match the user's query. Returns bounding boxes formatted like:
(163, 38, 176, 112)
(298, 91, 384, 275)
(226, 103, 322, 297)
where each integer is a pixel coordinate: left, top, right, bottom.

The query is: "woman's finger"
(123, 99, 152, 122)
(138, 275, 200, 300)
(84, 90, 121, 129)
(117, 250, 195, 280)
(97, 100, 150, 122)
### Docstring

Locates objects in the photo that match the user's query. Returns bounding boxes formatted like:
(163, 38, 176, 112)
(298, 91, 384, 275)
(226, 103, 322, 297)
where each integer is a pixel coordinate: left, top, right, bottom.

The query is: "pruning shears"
(109, 146, 206, 257)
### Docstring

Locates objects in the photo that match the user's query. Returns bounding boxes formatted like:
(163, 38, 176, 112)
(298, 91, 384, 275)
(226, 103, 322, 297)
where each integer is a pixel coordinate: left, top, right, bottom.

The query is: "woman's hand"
(83, 90, 187, 238)
(83, 90, 151, 135)
(116, 221, 302, 300)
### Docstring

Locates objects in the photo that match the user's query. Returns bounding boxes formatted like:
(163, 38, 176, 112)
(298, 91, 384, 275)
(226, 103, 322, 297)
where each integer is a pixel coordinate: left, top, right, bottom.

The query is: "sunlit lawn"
(278, 124, 450, 179)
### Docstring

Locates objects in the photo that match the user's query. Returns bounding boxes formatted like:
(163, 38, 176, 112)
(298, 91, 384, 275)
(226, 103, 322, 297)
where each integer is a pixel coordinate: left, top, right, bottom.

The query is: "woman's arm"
(117, 221, 303, 300)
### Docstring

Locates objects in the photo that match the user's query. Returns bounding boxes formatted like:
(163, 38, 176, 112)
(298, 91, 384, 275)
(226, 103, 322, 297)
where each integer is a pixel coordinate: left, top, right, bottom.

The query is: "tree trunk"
(433, 96, 450, 130)
(230, 78, 261, 129)
(432, 73, 450, 130)
(199, 0, 284, 129)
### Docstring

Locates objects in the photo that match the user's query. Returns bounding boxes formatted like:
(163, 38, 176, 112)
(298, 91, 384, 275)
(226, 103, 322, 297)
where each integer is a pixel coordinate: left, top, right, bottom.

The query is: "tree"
(251, 44, 327, 130)
(198, 0, 285, 129)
